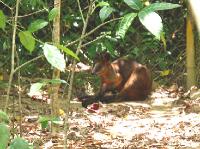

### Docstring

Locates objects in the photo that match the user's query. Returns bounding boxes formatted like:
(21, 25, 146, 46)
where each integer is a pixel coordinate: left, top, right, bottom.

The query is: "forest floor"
(1, 85, 200, 149)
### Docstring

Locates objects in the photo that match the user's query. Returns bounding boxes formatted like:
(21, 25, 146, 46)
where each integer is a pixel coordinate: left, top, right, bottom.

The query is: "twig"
(77, 0, 85, 24)
(64, 0, 93, 148)
(0, 0, 13, 10)
(81, 33, 108, 48)
(14, 55, 44, 74)
(5, 0, 20, 112)
(18, 8, 47, 18)
(65, 17, 121, 47)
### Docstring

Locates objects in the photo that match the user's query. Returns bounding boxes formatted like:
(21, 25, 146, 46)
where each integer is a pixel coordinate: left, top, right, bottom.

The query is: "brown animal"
(81, 52, 152, 107)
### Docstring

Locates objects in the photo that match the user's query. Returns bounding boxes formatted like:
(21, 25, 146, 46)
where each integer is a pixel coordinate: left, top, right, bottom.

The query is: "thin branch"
(77, 0, 85, 24)
(14, 55, 44, 74)
(0, 0, 13, 10)
(18, 8, 47, 18)
(5, 0, 20, 112)
(81, 33, 108, 48)
(65, 17, 122, 47)
(64, 0, 93, 148)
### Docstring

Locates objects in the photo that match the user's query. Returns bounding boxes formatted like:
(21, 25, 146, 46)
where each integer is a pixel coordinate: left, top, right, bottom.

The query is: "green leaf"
(96, 1, 110, 7)
(28, 19, 48, 32)
(141, 2, 181, 13)
(0, 10, 6, 30)
(48, 8, 59, 21)
(124, 0, 143, 10)
(42, 79, 67, 84)
(139, 11, 163, 39)
(0, 123, 10, 149)
(38, 116, 50, 129)
(29, 82, 45, 95)
(10, 137, 30, 149)
(99, 6, 115, 22)
(43, 43, 66, 71)
(56, 44, 79, 61)
(0, 110, 9, 124)
(18, 31, 35, 53)
(116, 13, 137, 39)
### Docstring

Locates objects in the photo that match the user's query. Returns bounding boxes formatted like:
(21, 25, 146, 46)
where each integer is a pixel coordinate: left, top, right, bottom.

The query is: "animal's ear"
(102, 52, 111, 62)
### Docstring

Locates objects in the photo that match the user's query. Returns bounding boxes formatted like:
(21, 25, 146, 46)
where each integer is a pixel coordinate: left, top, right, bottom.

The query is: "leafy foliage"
(116, 13, 137, 39)
(48, 8, 59, 21)
(56, 44, 79, 60)
(124, 0, 143, 10)
(10, 137, 30, 149)
(28, 19, 48, 32)
(43, 43, 66, 72)
(0, 110, 9, 124)
(18, 31, 35, 53)
(0, 10, 6, 30)
(0, 123, 10, 149)
(99, 6, 115, 22)
(139, 11, 163, 39)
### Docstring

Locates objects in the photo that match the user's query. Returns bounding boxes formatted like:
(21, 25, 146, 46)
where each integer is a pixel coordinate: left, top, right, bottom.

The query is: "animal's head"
(92, 52, 111, 75)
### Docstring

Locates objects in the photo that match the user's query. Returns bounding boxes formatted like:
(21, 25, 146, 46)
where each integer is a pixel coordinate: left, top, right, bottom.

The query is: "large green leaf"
(0, 123, 10, 149)
(56, 44, 79, 61)
(48, 8, 59, 21)
(18, 31, 35, 53)
(0, 10, 6, 30)
(141, 2, 181, 13)
(10, 137, 30, 149)
(139, 11, 163, 39)
(124, 0, 143, 10)
(43, 43, 66, 72)
(99, 6, 115, 22)
(116, 13, 137, 39)
(28, 19, 48, 32)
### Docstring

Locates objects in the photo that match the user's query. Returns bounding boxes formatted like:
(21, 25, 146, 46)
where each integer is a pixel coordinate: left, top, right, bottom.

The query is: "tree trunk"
(51, 0, 61, 133)
(186, 10, 196, 89)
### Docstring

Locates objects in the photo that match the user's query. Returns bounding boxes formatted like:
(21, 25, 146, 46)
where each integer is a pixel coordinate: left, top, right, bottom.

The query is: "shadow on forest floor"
(0, 85, 200, 148)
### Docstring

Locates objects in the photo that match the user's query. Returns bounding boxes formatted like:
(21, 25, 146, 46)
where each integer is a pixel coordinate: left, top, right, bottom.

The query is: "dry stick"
(64, 0, 93, 148)
(5, 0, 20, 112)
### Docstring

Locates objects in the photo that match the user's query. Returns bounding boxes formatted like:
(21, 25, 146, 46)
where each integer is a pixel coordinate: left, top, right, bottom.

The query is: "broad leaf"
(10, 137, 29, 149)
(0, 110, 9, 124)
(96, 1, 109, 7)
(48, 8, 59, 21)
(43, 43, 66, 71)
(141, 2, 181, 14)
(28, 19, 48, 32)
(124, 0, 143, 10)
(0, 10, 6, 30)
(116, 13, 137, 39)
(56, 44, 79, 61)
(99, 6, 115, 22)
(139, 11, 163, 39)
(29, 82, 45, 95)
(18, 31, 35, 53)
(0, 123, 10, 149)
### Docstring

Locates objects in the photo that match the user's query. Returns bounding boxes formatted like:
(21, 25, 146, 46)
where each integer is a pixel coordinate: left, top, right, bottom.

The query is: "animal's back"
(112, 58, 152, 100)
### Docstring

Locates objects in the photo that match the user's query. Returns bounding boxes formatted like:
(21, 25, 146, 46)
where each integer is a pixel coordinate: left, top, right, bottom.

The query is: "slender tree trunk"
(51, 0, 61, 133)
(186, 10, 196, 89)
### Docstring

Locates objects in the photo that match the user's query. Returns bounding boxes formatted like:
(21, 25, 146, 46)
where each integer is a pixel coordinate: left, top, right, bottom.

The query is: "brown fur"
(81, 52, 152, 107)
